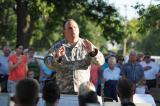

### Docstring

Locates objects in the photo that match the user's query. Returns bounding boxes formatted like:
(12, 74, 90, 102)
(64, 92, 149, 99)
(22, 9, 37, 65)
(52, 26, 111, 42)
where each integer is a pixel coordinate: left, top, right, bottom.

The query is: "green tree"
(134, 3, 160, 55)
(38, 0, 125, 49)
(125, 18, 141, 50)
(0, 0, 125, 51)
(84, 0, 125, 43)
(0, 0, 54, 48)
(134, 3, 160, 34)
(0, 0, 16, 46)
(137, 30, 160, 55)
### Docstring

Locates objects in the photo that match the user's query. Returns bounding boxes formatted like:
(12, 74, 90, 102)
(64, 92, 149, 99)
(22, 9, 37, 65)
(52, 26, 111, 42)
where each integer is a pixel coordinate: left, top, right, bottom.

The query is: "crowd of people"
(0, 19, 160, 106)
(10, 78, 136, 106)
(90, 51, 160, 101)
(0, 44, 55, 94)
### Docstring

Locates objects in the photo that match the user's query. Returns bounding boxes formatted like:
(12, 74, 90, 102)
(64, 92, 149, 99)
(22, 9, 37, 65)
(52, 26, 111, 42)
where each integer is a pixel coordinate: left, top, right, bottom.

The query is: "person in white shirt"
(103, 56, 121, 101)
(140, 55, 159, 89)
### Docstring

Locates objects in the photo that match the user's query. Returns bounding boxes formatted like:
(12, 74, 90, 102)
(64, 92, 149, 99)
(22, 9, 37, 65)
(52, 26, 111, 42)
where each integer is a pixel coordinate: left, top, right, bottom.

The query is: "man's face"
(27, 71, 34, 79)
(28, 51, 35, 57)
(3, 46, 10, 56)
(16, 45, 23, 54)
(129, 53, 137, 62)
(144, 57, 151, 63)
(64, 20, 79, 43)
(108, 61, 115, 69)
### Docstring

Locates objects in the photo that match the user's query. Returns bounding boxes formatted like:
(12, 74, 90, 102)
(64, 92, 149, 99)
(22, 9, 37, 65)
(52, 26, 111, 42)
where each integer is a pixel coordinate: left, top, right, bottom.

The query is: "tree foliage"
(0, 0, 125, 52)
(137, 30, 160, 55)
(0, 0, 16, 46)
(134, 3, 160, 34)
(134, 3, 160, 55)
(84, 0, 125, 43)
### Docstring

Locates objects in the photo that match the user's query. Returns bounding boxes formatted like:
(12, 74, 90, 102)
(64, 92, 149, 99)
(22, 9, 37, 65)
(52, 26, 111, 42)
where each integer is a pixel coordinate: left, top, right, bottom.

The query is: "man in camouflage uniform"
(44, 19, 104, 93)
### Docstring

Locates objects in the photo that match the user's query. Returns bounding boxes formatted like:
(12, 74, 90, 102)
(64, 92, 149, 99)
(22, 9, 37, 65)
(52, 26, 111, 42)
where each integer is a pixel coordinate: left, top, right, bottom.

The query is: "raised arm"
(82, 39, 105, 66)
(44, 45, 66, 71)
(9, 56, 22, 71)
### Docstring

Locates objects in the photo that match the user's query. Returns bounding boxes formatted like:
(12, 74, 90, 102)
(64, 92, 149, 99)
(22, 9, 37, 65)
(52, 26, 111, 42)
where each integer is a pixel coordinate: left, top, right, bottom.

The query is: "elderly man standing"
(44, 19, 104, 94)
(121, 51, 144, 86)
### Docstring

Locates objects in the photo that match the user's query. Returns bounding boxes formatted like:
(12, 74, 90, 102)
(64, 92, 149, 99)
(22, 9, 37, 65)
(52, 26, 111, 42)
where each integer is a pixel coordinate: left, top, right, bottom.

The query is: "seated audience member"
(78, 81, 100, 106)
(15, 79, 40, 106)
(117, 79, 135, 106)
(42, 81, 60, 106)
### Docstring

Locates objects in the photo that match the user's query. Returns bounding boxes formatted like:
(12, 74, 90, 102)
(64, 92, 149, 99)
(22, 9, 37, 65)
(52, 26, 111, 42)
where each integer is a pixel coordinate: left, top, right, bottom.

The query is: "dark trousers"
(103, 80, 118, 101)
(146, 79, 156, 90)
(0, 74, 8, 92)
(96, 84, 102, 96)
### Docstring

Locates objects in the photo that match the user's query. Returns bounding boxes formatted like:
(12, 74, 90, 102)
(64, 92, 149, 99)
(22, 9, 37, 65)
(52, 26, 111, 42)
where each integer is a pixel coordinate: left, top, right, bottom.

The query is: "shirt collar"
(64, 38, 81, 48)
(128, 61, 139, 65)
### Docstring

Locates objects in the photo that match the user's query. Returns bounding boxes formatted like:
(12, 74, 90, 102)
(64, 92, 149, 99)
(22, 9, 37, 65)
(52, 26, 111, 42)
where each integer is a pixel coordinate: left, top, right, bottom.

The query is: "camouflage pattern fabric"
(45, 38, 104, 93)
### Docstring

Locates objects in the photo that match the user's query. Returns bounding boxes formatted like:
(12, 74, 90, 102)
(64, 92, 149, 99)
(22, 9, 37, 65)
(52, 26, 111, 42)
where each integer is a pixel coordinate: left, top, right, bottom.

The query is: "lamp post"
(123, 5, 128, 56)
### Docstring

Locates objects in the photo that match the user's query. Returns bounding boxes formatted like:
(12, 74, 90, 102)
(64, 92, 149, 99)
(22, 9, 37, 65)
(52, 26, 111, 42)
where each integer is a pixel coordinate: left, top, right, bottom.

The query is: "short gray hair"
(129, 50, 137, 56)
(63, 19, 77, 29)
(108, 56, 116, 64)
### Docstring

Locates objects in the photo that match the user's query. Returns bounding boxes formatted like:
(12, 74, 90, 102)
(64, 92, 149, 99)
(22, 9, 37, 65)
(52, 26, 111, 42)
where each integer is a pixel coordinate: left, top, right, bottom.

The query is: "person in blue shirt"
(0, 45, 11, 92)
(121, 51, 145, 86)
(37, 57, 56, 91)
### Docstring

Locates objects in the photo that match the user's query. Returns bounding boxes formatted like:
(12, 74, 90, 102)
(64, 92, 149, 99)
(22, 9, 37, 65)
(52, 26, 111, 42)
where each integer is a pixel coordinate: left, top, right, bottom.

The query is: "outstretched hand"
(83, 39, 94, 53)
(55, 46, 66, 58)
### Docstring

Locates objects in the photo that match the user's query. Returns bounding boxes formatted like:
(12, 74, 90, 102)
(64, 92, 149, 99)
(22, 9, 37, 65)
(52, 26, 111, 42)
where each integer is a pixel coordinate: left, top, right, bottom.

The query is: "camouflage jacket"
(45, 38, 104, 93)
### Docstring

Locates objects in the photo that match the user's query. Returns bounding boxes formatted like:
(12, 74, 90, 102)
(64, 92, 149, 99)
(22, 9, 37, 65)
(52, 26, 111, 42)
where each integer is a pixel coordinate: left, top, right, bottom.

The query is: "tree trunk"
(16, 0, 34, 48)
